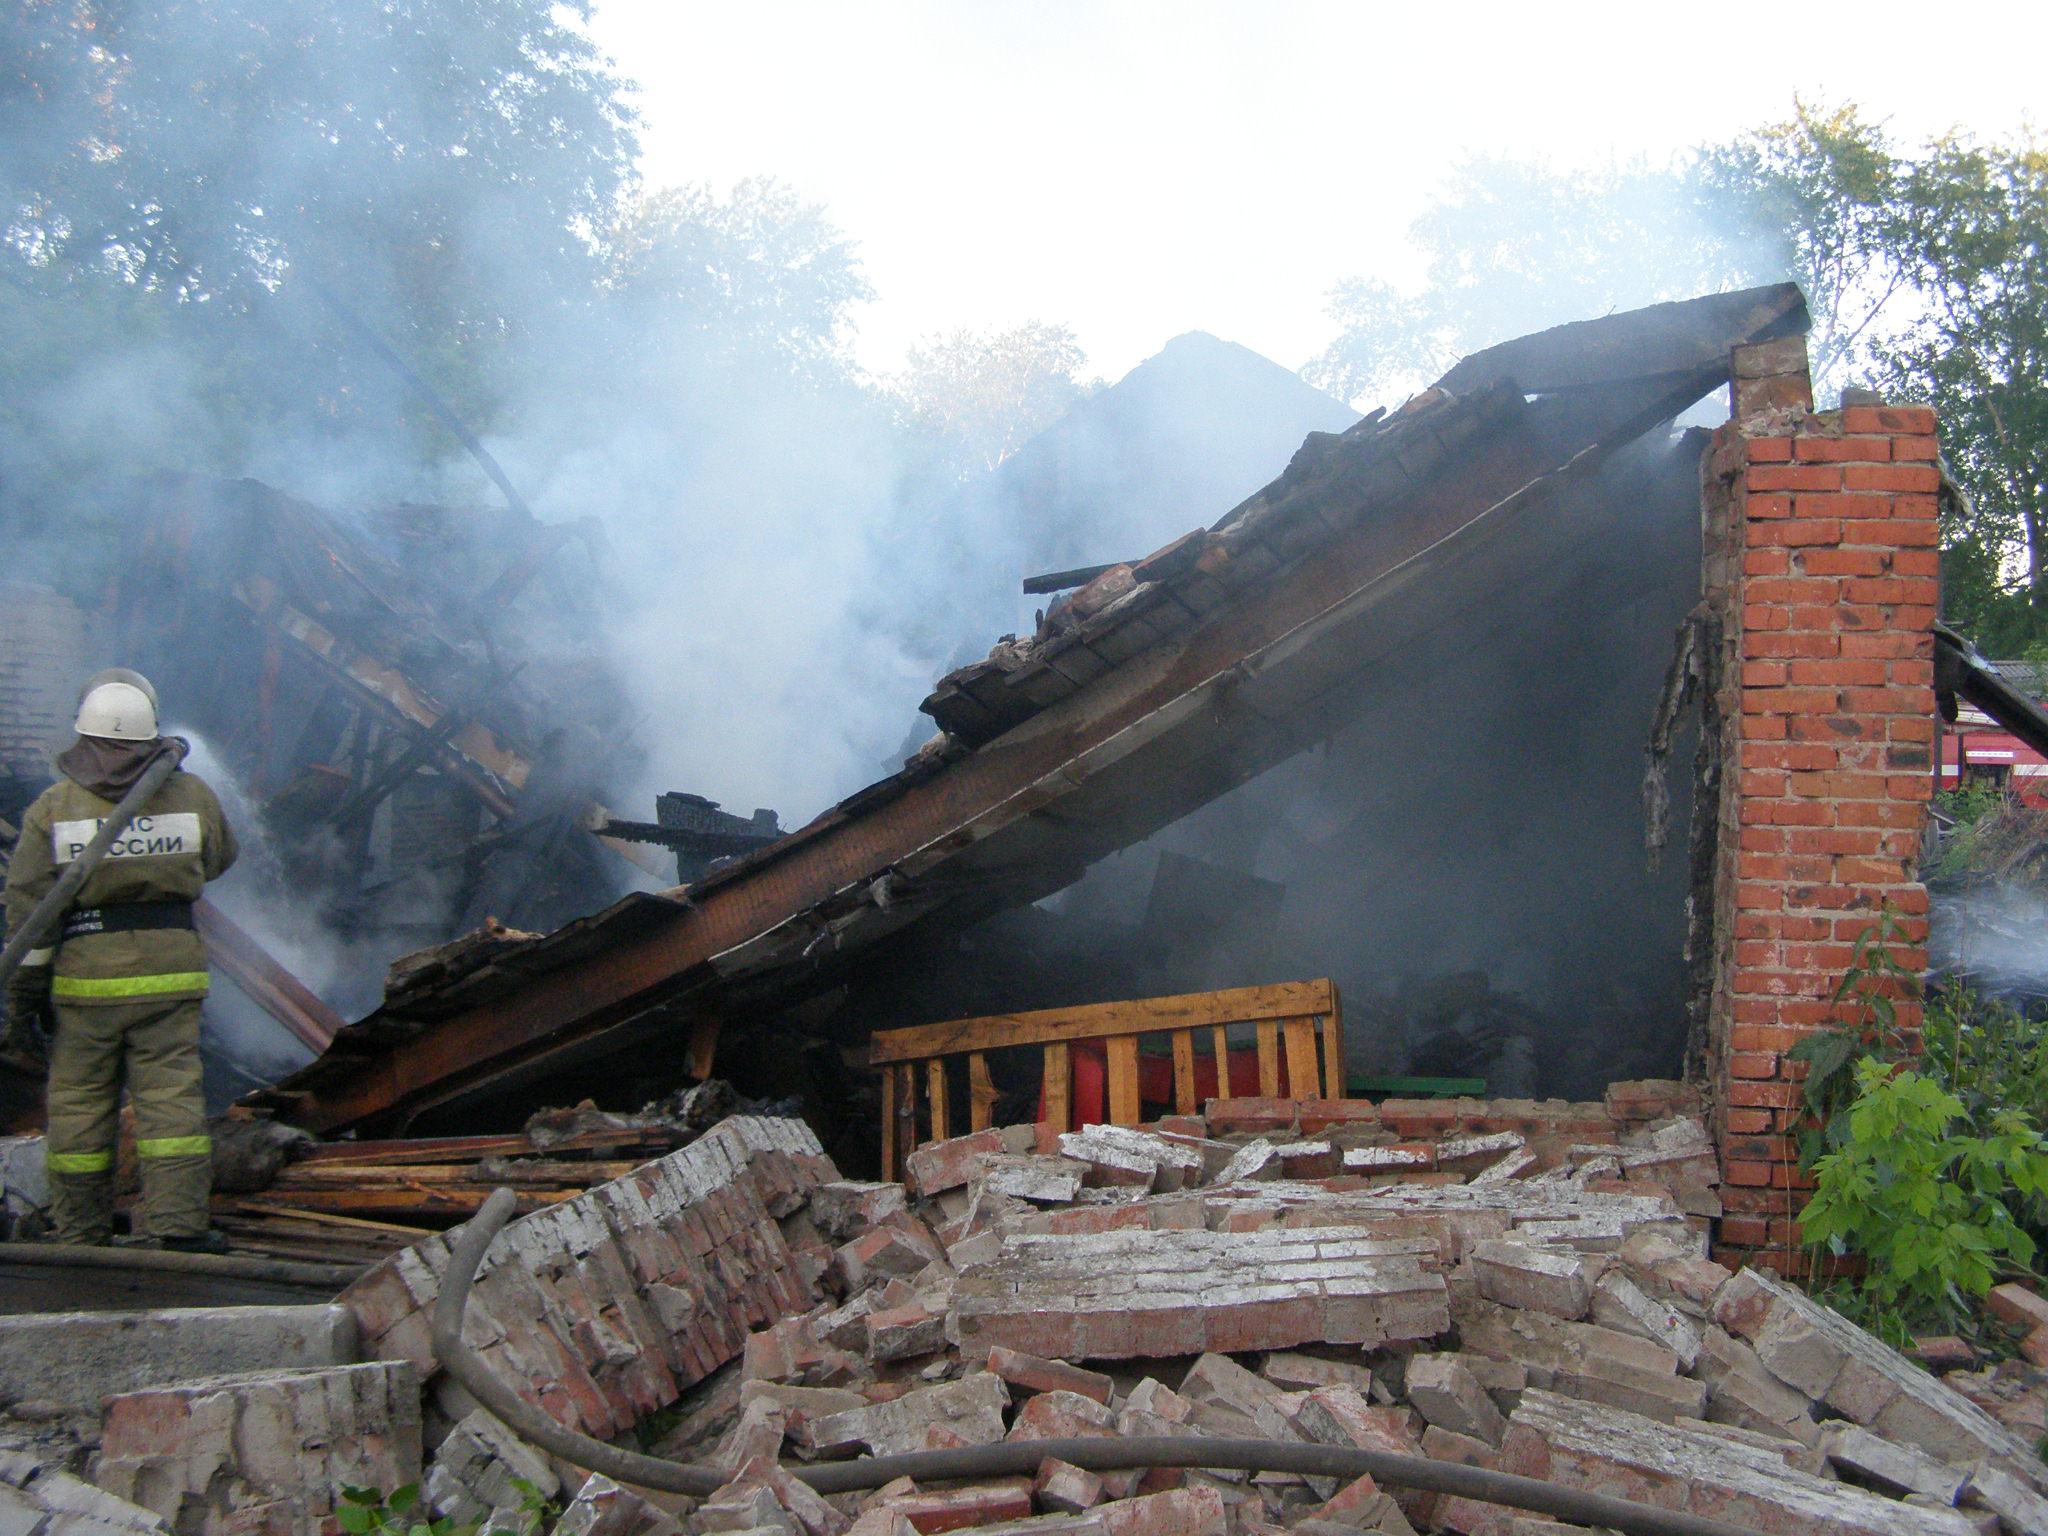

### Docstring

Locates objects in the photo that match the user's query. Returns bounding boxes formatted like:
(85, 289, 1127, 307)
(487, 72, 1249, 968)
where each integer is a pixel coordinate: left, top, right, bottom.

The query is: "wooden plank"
(273, 1162, 636, 1188)
(225, 1187, 580, 1216)
(1283, 1017, 1318, 1100)
(221, 1201, 434, 1237)
(1105, 1036, 1141, 1126)
(295, 1127, 677, 1166)
(968, 1054, 999, 1132)
(1318, 1008, 1347, 1098)
(895, 1064, 919, 1169)
(1171, 1030, 1197, 1116)
(1042, 1042, 1070, 1135)
(1257, 1021, 1280, 1098)
(869, 979, 1339, 1063)
(1211, 1026, 1229, 1107)
(881, 1059, 898, 1180)
(927, 1059, 950, 1142)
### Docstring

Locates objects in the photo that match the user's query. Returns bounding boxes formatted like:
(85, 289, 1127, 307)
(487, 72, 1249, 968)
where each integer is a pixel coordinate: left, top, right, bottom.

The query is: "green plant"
(1935, 780, 2011, 831)
(1788, 904, 1923, 1163)
(1799, 1056, 2048, 1325)
(337, 1480, 554, 1536)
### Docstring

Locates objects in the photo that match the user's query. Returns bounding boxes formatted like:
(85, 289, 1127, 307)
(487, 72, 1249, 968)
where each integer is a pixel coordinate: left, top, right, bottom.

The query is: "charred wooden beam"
(249, 286, 1809, 1136)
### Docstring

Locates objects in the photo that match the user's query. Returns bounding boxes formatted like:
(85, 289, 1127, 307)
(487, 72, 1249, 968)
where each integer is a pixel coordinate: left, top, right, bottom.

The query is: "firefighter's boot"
(48, 1169, 114, 1247)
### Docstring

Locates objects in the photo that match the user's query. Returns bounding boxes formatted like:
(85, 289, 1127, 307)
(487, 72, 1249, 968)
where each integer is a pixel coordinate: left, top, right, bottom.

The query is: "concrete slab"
(0, 1304, 357, 1414)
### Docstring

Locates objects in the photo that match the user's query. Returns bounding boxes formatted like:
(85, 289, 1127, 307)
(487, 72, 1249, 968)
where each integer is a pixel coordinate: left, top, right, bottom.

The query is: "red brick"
(1742, 687, 1839, 716)
(1730, 1024, 1801, 1053)
(1724, 1109, 1773, 1134)
(1727, 1053, 1778, 1080)
(1719, 1214, 1770, 1246)
(1842, 462, 1938, 493)
(1745, 440, 1794, 463)
(1786, 658, 1887, 687)
(1747, 518, 1840, 548)
(1724, 1159, 1776, 1187)
(904, 1129, 1005, 1198)
(1295, 1099, 1380, 1133)
(1744, 548, 1791, 576)
(1840, 404, 1935, 435)
(1009, 1390, 1118, 1443)
(1844, 517, 1939, 547)
(1744, 630, 1838, 659)
(1747, 464, 1843, 492)
(1838, 630, 1922, 658)
(1744, 602, 1790, 631)
(1203, 1097, 1295, 1135)
(985, 1346, 1113, 1403)
(1794, 547, 1887, 577)
(1791, 490, 1895, 519)
(1746, 576, 1840, 604)
(1727, 1081, 1804, 1109)
(883, 1478, 1036, 1533)
(1097, 1486, 1228, 1536)
(1843, 576, 1939, 606)
(1794, 434, 1891, 462)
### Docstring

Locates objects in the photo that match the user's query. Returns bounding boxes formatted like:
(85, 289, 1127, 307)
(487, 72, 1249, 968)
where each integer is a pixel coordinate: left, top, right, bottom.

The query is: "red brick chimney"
(1701, 334, 1940, 1267)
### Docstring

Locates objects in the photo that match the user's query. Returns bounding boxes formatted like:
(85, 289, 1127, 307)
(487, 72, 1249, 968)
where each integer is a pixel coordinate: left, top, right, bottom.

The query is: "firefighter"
(3, 670, 237, 1249)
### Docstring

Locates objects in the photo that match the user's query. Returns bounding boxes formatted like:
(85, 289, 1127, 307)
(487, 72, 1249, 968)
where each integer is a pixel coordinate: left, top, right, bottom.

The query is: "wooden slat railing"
(869, 979, 1342, 1180)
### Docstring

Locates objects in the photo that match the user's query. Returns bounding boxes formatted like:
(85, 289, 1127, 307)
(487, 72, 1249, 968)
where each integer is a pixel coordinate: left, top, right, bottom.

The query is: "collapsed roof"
(251, 284, 1810, 1137)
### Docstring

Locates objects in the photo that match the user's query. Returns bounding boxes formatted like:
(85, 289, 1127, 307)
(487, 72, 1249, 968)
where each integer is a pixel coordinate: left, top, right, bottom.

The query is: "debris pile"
(5, 1090, 2044, 1534)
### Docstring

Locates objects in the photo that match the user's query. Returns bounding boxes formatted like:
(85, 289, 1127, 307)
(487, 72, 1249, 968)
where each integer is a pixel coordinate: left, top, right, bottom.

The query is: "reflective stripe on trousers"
(47, 1150, 113, 1174)
(50, 972, 210, 1000)
(136, 1135, 212, 1157)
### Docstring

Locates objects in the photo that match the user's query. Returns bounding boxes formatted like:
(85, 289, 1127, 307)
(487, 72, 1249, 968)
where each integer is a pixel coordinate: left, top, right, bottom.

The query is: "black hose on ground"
(0, 1240, 362, 1288)
(435, 1189, 1770, 1536)
(0, 747, 184, 994)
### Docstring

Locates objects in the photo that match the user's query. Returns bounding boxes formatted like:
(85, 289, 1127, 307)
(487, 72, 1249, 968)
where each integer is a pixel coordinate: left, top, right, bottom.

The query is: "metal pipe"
(434, 1189, 1770, 1536)
(0, 747, 184, 993)
(0, 1240, 363, 1288)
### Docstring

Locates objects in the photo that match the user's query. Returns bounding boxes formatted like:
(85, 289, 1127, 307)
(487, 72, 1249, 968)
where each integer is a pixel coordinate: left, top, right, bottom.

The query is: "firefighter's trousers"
(45, 998, 211, 1244)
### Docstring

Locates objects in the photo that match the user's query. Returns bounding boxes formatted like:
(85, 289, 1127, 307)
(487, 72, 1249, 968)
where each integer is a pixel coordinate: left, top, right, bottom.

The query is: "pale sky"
(586, 0, 2045, 385)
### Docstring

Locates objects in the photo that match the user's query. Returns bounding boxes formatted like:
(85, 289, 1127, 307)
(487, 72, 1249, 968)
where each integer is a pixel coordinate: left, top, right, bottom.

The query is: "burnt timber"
(250, 284, 1809, 1136)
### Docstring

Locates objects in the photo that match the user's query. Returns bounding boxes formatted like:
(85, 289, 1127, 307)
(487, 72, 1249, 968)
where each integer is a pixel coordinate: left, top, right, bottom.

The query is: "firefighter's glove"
(4, 964, 54, 1060)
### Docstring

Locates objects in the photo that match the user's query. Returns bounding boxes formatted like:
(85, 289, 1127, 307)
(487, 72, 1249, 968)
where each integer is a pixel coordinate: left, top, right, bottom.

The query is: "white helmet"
(75, 670, 160, 741)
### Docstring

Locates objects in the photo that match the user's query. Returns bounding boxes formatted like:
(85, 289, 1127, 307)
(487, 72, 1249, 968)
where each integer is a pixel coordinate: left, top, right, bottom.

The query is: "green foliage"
(1788, 905, 1923, 1161)
(1935, 781, 2012, 838)
(1800, 1056, 2048, 1318)
(1792, 916, 2048, 1335)
(336, 1478, 554, 1536)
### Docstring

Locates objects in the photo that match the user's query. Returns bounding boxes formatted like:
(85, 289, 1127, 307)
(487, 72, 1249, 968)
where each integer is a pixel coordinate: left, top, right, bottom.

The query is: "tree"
(597, 178, 873, 385)
(1304, 103, 2048, 652)
(1306, 156, 1754, 405)
(0, 0, 639, 477)
(890, 322, 1098, 476)
(1871, 135, 2048, 614)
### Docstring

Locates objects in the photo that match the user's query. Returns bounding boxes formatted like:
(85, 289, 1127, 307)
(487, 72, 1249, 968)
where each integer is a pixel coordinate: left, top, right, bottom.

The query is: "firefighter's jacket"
(4, 769, 238, 1004)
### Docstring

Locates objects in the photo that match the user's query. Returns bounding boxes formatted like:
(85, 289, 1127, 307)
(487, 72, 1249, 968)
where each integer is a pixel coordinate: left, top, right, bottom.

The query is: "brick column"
(1701, 337, 1940, 1268)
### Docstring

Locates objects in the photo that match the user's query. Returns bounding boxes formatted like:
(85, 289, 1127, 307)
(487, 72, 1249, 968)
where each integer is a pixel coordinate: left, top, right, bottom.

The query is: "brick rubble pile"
(10, 1092, 2048, 1536)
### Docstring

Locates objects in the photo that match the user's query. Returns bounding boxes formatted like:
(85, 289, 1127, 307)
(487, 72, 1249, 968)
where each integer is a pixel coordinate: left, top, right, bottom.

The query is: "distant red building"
(1942, 661, 2048, 801)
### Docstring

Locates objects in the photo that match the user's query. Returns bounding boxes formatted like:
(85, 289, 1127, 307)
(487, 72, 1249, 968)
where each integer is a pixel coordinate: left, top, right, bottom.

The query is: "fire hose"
(0, 747, 185, 995)
(434, 1188, 1770, 1536)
